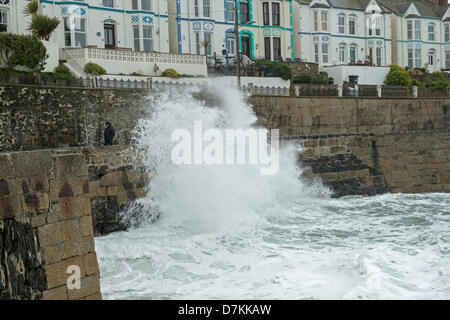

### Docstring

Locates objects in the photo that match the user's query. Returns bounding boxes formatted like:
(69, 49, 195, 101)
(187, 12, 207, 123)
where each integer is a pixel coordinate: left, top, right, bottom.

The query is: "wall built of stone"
(297, 131, 450, 197)
(0, 149, 101, 300)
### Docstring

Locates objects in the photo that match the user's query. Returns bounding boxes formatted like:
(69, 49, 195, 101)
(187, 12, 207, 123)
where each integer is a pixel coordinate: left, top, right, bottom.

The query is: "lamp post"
(234, 5, 255, 90)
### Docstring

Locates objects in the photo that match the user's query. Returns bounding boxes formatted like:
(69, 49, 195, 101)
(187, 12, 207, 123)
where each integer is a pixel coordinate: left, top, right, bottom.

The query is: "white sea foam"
(95, 81, 450, 300)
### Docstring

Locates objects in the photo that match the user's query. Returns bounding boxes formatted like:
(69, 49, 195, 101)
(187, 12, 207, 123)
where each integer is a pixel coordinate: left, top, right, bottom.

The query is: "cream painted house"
(296, 0, 450, 72)
(1, 0, 207, 76)
(169, 0, 296, 62)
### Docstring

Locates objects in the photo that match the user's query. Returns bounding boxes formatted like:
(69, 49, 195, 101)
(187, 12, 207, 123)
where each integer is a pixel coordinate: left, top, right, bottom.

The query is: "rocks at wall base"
(83, 146, 149, 236)
(298, 131, 450, 197)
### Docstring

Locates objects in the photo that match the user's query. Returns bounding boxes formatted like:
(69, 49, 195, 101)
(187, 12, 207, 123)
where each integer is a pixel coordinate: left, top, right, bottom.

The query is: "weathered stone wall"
(83, 146, 149, 236)
(251, 96, 450, 136)
(297, 130, 450, 197)
(0, 149, 101, 300)
(0, 85, 149, 152)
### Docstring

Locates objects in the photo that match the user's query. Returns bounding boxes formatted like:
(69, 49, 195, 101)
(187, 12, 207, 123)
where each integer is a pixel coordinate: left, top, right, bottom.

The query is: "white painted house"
(296, 0, 450, 79)
(168, 0, 295, 63)
(1, 0, 207, 76)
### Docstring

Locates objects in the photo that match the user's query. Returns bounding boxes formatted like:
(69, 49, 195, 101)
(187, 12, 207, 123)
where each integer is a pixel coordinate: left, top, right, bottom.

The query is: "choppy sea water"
(95, 81, 450, 300)
(95, 193, 450, 300)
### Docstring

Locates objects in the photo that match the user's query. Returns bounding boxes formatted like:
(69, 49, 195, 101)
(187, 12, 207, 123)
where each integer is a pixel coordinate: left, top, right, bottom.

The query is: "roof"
(296, 0, 448, 18)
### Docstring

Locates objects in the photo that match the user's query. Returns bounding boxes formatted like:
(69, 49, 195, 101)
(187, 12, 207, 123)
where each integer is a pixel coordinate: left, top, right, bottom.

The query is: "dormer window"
(313, 10, 328, 32)
(368, 14, 381, 36)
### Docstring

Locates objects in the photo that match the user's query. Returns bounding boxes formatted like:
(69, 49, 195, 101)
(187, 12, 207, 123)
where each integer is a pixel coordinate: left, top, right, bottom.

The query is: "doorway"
(241, 36, 250, 59)
(104, 24, 115, 49)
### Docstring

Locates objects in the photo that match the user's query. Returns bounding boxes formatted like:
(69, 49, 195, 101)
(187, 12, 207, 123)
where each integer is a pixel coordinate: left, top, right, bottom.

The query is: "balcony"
(60, 47, 207, 77)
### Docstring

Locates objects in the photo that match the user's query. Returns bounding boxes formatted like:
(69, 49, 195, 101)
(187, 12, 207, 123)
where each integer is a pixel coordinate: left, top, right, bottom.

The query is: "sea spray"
(120, 79, 327, 230)
(95, 81, 450, 300)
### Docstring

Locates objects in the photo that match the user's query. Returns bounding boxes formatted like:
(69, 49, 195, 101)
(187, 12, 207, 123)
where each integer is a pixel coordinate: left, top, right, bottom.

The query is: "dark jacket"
(104, 125, 115, 146)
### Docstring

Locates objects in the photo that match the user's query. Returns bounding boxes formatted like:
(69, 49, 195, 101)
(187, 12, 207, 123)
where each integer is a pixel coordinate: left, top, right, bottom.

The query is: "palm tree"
(23, 0, 60, 41)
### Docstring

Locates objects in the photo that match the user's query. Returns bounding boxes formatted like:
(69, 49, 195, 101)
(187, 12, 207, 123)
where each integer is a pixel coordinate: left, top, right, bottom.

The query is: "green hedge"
(255, 59, 292, 80)
(0, 32, 48, 74)
(384, 64, 412, 86)
(83, 62, 107, 76)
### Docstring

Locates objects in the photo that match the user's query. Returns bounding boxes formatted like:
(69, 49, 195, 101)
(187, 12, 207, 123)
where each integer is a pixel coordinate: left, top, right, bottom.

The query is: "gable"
(365, 0, 383, 14)
(404, 2, 422, 18)
(310, 0, 330, 9)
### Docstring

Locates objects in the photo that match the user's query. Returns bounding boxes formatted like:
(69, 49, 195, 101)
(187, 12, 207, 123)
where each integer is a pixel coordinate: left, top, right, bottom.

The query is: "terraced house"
(168, 0, 296, 62)
(296, 0, 450, 71)
(1, 1, 207, 76)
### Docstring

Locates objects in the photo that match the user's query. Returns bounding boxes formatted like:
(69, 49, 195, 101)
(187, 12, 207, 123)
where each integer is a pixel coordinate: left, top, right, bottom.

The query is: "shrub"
(0, 33, 47, 80)
(54, 64, 71, 76)
(254, 59, 292, 80)
(84, 62, 106, 76)
(426, 80, 448, 91)
(161, 68, 180, 78)
(293, 74, 312, 84)
(384, 64, 412, 86)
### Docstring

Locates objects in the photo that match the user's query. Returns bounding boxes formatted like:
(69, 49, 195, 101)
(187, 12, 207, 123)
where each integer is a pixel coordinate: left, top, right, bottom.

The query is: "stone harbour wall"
(296, 130, 450, 197)
(250, 96, 450, 136)
(0, 149, 101, 300)
(0, 85, 150, 152)
(83, 146, 149, 236)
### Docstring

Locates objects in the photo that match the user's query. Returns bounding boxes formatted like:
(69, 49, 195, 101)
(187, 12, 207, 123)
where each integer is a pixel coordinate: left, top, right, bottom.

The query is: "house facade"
(388, 0, 450, 72)
(1, 1, 208, 76)
(169, 0, 295, 62)
(296, 0, 450, 72)
(297, 0, 394, 67)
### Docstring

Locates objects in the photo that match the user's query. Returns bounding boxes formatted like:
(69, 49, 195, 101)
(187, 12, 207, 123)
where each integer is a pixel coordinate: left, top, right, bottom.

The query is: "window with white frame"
(226, 0, 235, 21)
(133, 25, 140, 50)
(314, 43, 319, 63)
(203, 0, 211, 18)
(350, 44, 357, 63)
(132, 0, 138, 10)
(141, 0, 151, 11)
(195, 32, 201, 54)
(143, 25, 153, 51)
(322, 43, 328, 63)
(368, 15, 381, 36)
(103, 0, 113, 8)
(0, 8, 7, 32)
(349, 15, 356, 35)
(408, 49, 413, 68)
(313, 11, 318, 31)
(227, 35, 235, 55)
(407, 20, 413, 40)
(338, 43, 346, 62)
(445, 23, 450, 42)
(321, 11, 328, 31)
(414, 20, 421, 40)
(376, 47, 381, 66)
(204, 31, 212, 55)
(446, 50, 450, 69)
(428, 23, 435, 41)
(63, 17, 86, 47)
(194, 0, 199, 17)
(415, 48, 421, 68)
(338, 14, 345, 34)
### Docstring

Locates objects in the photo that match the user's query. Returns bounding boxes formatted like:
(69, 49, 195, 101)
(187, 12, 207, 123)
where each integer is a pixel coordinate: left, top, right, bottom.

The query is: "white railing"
(62, 47, 206, 65)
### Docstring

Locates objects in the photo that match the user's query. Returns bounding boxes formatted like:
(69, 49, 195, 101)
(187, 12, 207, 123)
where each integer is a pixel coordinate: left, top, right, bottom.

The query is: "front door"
(104, 24, 115, 49)
(241, 36, 250, 59)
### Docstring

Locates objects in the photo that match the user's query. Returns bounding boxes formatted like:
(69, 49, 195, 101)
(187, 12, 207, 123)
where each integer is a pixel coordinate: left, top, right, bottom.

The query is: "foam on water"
(95, 81, 450, 299)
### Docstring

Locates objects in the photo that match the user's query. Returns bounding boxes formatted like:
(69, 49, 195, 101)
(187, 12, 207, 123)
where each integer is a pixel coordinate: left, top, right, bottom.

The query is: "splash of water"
(123, 79, 328, 231)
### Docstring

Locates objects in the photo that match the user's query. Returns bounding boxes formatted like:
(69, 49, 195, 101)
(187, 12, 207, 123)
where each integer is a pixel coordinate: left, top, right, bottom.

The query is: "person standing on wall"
(104, 121, 115, 146)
